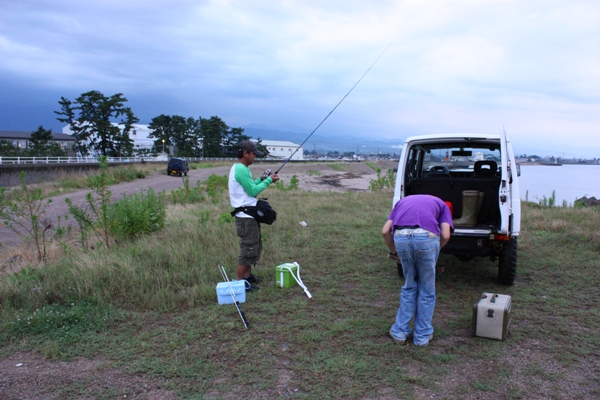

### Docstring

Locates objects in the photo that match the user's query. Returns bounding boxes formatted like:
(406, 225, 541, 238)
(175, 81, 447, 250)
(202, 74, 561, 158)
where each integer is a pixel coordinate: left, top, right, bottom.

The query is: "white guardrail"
(0, 156, 237, 165)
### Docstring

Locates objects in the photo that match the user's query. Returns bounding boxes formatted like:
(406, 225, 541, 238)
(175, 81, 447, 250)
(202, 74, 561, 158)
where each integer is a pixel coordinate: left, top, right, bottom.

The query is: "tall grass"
(1, 185, 599, 398)
(190, 162, 230, 169)
(1, 163, 159, 201)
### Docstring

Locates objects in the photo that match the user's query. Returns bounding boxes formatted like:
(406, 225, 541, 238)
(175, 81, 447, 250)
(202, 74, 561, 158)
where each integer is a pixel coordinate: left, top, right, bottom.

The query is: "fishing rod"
(219, 265, 249, 329)
(273, 43, 391, 175)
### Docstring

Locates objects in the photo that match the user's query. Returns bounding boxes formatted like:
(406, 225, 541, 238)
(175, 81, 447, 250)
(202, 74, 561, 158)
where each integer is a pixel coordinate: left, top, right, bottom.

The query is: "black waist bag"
(231, 199, 277, 225)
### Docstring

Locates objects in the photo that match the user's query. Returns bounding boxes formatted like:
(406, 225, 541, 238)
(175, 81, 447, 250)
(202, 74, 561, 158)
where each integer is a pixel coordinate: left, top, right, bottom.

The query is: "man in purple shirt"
(382, 195, 453, 346)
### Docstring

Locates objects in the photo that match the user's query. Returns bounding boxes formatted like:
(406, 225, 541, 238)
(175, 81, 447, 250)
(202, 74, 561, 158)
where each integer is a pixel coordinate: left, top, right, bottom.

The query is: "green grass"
(190, 161, 230, 169)
(365, 161, 378, 171)
(1, 183, 599, 398)
(3, 163, 159, 201)
(327, 163, 347, 171)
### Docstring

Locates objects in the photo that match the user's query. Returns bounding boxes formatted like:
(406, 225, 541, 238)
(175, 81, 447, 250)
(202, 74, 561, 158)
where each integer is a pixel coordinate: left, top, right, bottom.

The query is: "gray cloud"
(1, 0, 598, 157)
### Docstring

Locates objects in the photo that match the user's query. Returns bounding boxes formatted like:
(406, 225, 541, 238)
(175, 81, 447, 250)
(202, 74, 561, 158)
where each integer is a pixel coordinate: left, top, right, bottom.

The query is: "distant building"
(0, 130, 76, 156)
(261, 140, 303, 160)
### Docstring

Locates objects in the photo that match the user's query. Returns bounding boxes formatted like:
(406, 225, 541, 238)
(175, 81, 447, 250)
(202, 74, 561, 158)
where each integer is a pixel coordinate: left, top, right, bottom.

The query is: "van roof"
(404, 133, 502, 143)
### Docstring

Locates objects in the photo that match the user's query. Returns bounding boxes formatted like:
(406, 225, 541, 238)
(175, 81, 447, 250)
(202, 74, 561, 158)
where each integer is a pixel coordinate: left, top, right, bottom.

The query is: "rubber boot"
(453, 190, 480, 226)
(476, 191, 485, 221)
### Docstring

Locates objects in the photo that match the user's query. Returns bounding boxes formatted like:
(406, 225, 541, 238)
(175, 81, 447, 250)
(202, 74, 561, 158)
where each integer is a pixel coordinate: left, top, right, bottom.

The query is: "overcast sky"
(1, 0, 598, 157)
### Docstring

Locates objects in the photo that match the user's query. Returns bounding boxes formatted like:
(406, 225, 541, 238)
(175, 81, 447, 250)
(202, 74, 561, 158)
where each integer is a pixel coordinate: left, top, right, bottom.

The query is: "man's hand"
(387, 252, 400, 262)
(270, 174, 280, 183)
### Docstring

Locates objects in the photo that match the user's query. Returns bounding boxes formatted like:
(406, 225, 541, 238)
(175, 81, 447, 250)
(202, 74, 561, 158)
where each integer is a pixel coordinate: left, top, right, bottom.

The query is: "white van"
(392, 132, 521, 285)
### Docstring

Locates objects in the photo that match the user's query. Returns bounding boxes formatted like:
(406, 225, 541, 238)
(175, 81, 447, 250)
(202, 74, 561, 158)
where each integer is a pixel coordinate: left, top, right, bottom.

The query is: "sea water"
(518, 165, 600, 205)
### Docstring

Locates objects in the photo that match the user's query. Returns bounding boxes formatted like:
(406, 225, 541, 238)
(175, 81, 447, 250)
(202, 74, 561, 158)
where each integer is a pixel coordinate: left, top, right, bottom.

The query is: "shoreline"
(518, 162, 599, 166)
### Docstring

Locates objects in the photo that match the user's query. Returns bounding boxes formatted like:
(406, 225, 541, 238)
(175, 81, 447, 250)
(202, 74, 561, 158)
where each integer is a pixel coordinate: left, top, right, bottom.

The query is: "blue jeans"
(389, 230, 440, 345)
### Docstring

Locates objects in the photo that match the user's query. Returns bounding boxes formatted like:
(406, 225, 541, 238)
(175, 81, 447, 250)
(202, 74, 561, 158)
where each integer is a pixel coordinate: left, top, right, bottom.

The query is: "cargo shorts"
(236, 217, 262, 266)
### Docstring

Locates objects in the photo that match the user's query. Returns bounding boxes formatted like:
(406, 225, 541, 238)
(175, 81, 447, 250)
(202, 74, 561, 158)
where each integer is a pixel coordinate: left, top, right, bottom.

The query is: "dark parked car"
(167, 157, 189, 176)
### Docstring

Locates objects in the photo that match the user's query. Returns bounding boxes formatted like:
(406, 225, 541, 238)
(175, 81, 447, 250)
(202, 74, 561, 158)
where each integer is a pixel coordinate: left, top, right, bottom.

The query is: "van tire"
(498, 238, 517, 285)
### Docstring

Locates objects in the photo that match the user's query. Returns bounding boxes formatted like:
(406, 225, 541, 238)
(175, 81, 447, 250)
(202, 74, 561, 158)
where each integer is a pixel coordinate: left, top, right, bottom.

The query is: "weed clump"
(0, 172, 53, 261)
(109, 188, 166, 239)
(369, 167, 395, 191)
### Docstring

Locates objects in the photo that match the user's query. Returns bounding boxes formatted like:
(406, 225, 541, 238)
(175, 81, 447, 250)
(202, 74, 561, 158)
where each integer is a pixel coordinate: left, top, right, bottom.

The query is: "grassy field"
(0, 175, 599, 398)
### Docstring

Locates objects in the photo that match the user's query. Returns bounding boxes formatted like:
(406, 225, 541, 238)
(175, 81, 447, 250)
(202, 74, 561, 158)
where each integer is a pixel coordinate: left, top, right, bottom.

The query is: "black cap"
(238, 140, 264, 156)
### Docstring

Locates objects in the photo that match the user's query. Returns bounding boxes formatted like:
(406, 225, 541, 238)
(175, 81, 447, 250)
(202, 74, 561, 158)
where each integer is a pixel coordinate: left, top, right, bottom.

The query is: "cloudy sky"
(1, 0, 598, 157)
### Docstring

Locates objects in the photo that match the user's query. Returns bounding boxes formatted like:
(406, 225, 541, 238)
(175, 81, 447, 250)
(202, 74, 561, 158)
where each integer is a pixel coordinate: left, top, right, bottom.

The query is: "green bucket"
(275, 263, 298, 288)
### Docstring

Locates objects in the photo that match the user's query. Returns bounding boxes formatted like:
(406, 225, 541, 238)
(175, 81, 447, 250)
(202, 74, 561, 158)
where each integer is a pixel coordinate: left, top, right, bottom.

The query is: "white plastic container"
(472, 292, 512, 340)
(216, 280, 247, 305)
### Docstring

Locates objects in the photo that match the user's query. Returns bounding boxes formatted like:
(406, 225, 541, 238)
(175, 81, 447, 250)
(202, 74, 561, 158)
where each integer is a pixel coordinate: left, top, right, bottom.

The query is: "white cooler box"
(216, 280, 247, 305)
(472, 292, 512, 340)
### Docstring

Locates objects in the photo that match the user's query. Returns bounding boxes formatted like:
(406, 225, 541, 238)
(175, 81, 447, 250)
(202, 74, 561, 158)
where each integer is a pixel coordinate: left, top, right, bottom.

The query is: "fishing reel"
(260, 169, 272, 181)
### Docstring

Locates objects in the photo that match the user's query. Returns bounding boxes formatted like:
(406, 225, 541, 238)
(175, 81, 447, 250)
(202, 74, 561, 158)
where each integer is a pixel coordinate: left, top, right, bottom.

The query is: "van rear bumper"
(443, 231, 500, 257)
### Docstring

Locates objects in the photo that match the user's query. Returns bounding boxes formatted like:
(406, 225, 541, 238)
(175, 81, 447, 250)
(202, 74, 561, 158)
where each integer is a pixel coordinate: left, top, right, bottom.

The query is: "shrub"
(108, 165, 147, 184)
(67, 156, 113, 248)
(108, 188, 166, 239)
(206, 174, 228, 192)
(206, 174, 228, 202)
(170, 177, 205, 205)
(274, 175, 299, 191)
(369, 168, 395, 191)
(0, 172, 53, 261)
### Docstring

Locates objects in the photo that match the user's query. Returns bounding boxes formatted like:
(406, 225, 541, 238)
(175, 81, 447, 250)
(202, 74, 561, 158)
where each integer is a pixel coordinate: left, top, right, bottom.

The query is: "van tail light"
(444, 201, 454, 217)
(490, 234, 511, 241)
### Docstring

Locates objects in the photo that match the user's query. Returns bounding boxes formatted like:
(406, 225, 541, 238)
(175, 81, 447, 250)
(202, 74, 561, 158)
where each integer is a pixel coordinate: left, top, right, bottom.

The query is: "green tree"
(0, 140, 19, 157)
(148, 115, 200, 157)
(147, 114, 171, 155)
(199, 116, 248, 157)
(255, 138, 269, 158)
(200, 116, 229, 157)
(199, 118, 250, 157)
(55, 90, 139, 157)
(222, 127, 252, 156)
(26, 126, 66, 157)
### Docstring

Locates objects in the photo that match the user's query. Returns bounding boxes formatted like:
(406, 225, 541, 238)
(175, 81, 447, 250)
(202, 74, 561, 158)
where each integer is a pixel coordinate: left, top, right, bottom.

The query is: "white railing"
(0, 155, 349, 165)
(0, 156, 151, 164)
(0, 156, 237, 165)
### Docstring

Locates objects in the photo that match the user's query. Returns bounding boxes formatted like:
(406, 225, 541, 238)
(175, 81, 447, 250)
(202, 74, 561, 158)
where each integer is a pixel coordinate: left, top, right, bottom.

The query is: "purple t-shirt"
(388, 195, 454, 235)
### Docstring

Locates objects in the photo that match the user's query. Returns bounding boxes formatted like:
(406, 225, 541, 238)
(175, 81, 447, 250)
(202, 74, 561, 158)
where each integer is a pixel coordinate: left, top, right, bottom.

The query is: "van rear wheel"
(498, 238, 517, 285)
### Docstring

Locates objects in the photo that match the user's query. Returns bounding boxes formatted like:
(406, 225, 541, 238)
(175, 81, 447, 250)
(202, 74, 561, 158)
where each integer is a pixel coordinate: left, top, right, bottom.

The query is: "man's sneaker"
(389, 328, 407, 345)
(246, 273, 262, 284)
(246, 284, 259, 292)
(414, 334, 434, 346)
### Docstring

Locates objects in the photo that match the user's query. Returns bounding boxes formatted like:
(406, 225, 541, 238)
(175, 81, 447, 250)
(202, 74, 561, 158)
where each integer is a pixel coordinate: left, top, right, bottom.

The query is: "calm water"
(518, 165, 600, 205)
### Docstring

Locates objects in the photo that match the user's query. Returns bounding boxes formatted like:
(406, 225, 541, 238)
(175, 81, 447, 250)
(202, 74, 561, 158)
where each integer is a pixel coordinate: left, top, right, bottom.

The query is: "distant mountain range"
(242, 126, 598, 159)
(243, 126, 403, 155)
